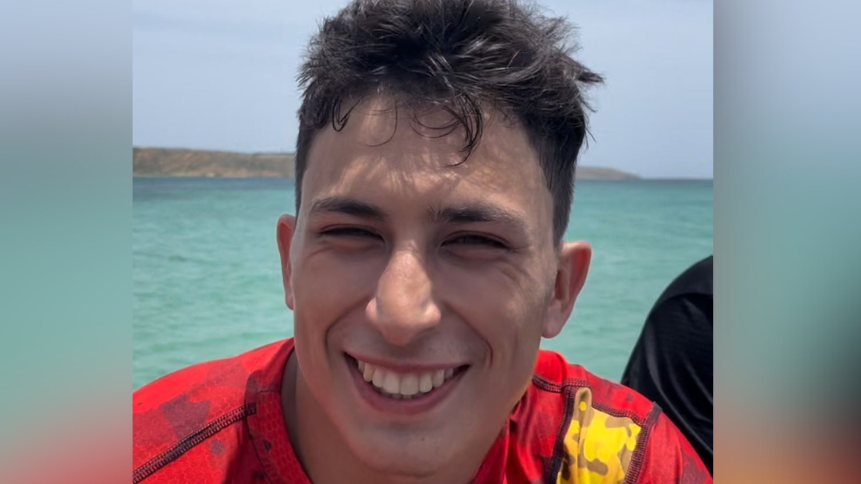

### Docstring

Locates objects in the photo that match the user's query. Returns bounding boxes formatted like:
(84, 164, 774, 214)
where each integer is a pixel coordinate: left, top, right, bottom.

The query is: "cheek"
(440, 262, 548, 358)
(294, 249, 380, 308)
(291, 251, 382, 344)
(441, 267, 545, 421)
(292, 253, 380, 396)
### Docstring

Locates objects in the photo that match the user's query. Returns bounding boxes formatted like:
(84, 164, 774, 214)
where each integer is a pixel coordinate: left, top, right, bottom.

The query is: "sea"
(133, 178, 713, 390)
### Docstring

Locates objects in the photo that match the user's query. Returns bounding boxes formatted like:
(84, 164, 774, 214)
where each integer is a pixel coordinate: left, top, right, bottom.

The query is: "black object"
(621, 255, 713, 473)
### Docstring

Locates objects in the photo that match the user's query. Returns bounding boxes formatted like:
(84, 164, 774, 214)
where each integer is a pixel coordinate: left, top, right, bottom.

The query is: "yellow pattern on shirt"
(556, 387, 642, 484)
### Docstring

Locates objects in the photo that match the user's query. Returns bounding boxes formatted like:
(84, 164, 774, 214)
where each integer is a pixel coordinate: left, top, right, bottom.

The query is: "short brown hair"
(295, 0, 602, 241)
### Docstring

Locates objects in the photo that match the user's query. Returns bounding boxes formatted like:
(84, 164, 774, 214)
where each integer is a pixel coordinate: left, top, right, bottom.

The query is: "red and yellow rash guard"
(133, 339, 712, 483)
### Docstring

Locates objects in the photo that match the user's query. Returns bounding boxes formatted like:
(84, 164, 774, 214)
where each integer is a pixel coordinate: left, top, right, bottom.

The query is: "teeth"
(419, 373, 433, 393)
(382, 371, 400, 394)
(372, 368, 384, 388)
(355, 358, 460, 399)
(432, 370, 445, 388)
(400, 374, 419, 396)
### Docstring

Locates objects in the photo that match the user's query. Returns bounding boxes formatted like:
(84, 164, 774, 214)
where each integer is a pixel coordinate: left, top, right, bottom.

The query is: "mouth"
(344, 354, 469, 411)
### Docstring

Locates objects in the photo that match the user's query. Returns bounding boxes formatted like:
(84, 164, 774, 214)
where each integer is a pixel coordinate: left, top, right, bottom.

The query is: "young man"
(133, 1, 712, 482)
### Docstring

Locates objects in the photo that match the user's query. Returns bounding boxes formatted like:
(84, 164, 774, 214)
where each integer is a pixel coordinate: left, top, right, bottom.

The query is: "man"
(622, 256, 714, 473)
(133, 1, 712, 482)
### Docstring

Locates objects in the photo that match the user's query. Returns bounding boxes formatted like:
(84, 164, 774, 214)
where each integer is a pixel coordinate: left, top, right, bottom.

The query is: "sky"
(133, 0, 713, 179)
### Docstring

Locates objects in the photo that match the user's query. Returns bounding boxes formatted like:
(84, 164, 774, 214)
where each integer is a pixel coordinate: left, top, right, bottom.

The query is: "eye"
(443, 234, 509, 250)
(320, 226, 383, 241)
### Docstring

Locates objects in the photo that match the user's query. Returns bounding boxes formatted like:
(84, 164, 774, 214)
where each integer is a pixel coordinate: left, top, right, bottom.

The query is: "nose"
(366, 248, 441, 346)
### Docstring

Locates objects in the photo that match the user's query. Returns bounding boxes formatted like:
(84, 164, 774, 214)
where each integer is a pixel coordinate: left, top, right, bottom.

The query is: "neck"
(281, 352, 485, 484)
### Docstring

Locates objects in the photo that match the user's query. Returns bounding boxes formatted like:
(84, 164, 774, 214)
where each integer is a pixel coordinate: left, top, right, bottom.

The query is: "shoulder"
(133, 339, 289, 410)
(133, 339, 292, 482)
(657, 256, 713, 305)
(530, 350, 657, 445)
(519, 350, 711, 483)
(532, 350, 656, 423)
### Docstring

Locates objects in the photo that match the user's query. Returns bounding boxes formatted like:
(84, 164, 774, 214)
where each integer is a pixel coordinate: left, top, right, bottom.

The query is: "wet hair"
(295, 0, 603, 241)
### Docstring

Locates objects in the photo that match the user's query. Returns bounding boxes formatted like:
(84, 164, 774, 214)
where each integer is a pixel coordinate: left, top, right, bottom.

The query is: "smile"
(358, 358, 459, 399)
(346, 354, 468, 404)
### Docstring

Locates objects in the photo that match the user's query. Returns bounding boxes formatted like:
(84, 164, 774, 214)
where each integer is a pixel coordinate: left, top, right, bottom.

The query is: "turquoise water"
(133, 178, 712, 390)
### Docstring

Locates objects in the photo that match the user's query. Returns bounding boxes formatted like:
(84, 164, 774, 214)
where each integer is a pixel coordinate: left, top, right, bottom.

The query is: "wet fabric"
(134, 338, 711, 483)
(621, 256, 714, 473)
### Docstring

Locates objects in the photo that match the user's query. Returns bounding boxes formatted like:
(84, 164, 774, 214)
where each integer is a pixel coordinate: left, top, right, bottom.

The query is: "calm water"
(133, 178, 713, 390)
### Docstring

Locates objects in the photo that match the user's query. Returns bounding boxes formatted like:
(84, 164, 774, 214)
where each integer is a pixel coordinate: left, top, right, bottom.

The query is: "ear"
(541, 240, 592, 339)
(276, 214, 297, 310)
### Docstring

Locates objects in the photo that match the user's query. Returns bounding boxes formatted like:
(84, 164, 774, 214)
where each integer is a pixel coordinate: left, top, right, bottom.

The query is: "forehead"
(301, 96, 551, 223)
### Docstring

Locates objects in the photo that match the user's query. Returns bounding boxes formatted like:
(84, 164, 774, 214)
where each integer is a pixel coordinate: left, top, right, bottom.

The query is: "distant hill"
(574, 166, 640, 180)
(133, 147, 295, 178)
(133, 147, 639, 180)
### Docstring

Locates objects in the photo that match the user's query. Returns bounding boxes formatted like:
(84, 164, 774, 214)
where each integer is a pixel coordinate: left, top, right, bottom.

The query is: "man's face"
(279, 96, 589, 477)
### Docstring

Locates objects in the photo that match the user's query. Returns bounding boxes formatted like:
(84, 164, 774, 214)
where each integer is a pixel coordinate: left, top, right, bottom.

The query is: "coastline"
(133, 147, 643, 180)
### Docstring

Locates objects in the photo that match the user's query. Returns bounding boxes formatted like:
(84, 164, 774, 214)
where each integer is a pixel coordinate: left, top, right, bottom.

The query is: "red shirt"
(133, 339, 712, 483)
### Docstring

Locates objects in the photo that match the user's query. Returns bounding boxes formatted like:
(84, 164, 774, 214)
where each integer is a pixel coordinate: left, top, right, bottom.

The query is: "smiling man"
(132, 1, 712, 483)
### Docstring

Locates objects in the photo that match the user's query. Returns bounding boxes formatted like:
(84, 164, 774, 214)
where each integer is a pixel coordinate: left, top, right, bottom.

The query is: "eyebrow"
(430, 203, 529, 235)
(308, 197, 388, 221)
(308, 197, 529, 235)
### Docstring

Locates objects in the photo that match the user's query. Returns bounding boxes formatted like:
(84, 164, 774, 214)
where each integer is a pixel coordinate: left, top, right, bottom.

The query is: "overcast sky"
(133, 0, 712, 179)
